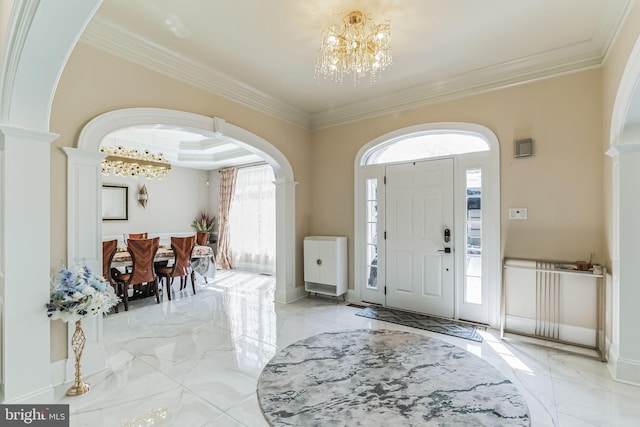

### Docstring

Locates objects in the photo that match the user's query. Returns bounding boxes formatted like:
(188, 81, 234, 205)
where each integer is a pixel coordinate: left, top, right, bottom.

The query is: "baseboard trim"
(608, 351, 640, 387)
(50, 359, 67, 388)
(2, 385, 54, 404)
(504, 315, 596, 347)
(346, 289, 360, 303)
(294, 286, 307, 301)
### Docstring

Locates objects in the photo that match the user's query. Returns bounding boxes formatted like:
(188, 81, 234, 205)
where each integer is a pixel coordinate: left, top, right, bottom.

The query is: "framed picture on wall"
(102, 184, 128, 220)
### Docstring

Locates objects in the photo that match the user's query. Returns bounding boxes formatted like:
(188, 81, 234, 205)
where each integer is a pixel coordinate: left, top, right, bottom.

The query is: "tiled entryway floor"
(53, 270, 640, 426)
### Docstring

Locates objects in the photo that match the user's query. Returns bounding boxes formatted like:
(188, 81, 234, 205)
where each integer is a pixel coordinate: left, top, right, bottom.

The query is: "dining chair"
(112, 237, 160, 311)
(102, 239, 119, 313)
(126, 232, 148, 240)
(122, 233, 148, 273)
(155, 235, 196, 300)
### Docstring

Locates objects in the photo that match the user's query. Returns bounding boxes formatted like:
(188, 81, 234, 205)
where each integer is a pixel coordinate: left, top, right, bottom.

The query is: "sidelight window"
(465, 169, 482, 304)
(365, 178, 378, 289)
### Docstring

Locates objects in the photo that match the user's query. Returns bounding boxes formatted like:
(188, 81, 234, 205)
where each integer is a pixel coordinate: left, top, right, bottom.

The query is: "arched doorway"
(354, 123, 500, 326)
(0, 0, 104, 402)
(68, 107, 297, 305)
(605, 32, 640, 384)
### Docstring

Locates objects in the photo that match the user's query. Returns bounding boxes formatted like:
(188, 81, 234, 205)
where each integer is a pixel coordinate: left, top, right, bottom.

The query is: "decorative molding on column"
(0, 0, 103, 402)
(0, 125, 57, 402)
(609, 151, 640, 386)
(0, 124, 59, 143)
(606, 143, 640, 157)
(273, 179, 298, 304)
(62, 147, 106, 271)
(62, 147, 107, 382)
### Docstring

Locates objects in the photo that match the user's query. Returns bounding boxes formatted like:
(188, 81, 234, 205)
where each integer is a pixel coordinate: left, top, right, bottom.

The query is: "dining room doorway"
(69, 107, 299, 305)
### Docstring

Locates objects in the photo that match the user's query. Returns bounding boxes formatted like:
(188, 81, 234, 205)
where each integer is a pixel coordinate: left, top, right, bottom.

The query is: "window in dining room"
(228, 164, 276, 274)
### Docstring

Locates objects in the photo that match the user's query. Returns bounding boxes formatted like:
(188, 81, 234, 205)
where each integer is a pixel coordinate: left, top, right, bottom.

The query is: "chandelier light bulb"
(315, 10, 392, 85)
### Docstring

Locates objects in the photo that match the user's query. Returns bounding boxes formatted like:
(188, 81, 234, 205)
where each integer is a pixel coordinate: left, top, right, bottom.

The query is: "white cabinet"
(304, 236, 348, 299)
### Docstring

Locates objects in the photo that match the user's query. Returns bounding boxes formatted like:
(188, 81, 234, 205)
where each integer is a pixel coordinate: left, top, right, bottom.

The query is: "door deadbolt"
(444, 228, 450, 243)
(316, 259, 322, 265)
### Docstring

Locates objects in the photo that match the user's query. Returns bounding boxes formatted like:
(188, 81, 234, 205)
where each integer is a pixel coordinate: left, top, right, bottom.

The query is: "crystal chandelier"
(315, 10, 392, 84)
(100, 145, 171, 180)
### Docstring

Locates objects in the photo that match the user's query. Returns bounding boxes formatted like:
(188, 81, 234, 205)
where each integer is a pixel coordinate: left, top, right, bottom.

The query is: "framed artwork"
(102, 184, 128, 220)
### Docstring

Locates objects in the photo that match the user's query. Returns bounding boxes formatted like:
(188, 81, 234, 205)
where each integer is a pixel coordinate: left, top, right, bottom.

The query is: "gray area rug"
(356, 305, 485, 342)
(257, 329, 530, 426)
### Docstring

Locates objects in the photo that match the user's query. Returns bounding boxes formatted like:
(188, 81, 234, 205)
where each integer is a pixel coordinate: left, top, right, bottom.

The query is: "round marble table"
(257, 329, 530, 426)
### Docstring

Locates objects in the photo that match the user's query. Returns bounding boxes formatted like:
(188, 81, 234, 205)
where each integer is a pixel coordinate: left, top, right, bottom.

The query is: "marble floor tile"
(49, 270, 639, 426)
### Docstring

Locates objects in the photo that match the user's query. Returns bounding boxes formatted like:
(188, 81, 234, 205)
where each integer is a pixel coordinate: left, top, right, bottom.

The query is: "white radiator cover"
(503, 259, 600, 348)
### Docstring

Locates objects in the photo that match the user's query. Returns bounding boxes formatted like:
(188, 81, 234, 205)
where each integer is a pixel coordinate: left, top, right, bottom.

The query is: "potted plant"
(192, 212, 216, 245)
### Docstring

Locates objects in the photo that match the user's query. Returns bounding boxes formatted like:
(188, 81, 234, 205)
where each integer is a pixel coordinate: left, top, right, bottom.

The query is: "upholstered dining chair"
(126, 232, 148, 240)
(122, 233, 149, 273)
(102, 239, 119, 313)
(155, 235, 196, 300)
(112, 237, 160, 311)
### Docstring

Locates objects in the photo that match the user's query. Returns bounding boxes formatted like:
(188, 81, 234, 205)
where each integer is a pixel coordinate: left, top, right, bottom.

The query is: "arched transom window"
(363, 132, 490, 165)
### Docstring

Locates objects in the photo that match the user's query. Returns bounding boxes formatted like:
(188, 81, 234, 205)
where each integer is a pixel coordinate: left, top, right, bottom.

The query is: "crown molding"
(596, 0, 635, 62)
(80, 17, 311, 129)
(311, 42, 604, 129)
(80, 5, 629, 130)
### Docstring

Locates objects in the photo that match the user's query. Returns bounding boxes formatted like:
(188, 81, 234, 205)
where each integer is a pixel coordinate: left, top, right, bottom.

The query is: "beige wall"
(310, 69, 605, 289)
(101, 165, 209, 239)
(49, 43, 313, 360)
(0, 0, 13, 53)
(50, 37, 611, 360)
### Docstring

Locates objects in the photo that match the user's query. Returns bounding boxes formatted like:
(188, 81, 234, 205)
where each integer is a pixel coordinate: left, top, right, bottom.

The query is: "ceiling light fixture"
(100, 145, 171, 180)
(315, 10, 392, 85)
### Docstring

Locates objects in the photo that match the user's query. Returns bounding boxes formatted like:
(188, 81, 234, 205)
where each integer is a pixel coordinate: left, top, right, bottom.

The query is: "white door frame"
(354, 122, 501, 327)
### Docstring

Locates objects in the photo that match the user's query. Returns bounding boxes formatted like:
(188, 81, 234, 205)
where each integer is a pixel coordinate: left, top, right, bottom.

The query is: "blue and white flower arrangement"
(46, 265, 119, 322)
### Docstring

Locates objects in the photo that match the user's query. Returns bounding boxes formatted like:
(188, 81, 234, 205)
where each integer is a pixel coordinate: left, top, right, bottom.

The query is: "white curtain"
(229, 164, 276, 274)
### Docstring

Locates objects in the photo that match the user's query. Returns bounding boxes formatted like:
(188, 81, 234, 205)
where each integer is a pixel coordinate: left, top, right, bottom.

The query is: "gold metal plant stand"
(67, 319, 90, 396)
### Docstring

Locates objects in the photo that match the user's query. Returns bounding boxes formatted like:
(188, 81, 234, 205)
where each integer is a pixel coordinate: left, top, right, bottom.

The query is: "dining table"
(111, 244, 217, 280)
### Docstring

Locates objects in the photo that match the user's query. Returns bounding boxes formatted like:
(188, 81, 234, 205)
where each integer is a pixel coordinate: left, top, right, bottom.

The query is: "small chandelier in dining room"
(100, 145, 171, 180)
(315, 10, 392, 84)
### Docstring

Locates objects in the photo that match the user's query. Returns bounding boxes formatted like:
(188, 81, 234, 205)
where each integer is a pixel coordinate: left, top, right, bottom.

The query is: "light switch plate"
(509, 208, 527, 219)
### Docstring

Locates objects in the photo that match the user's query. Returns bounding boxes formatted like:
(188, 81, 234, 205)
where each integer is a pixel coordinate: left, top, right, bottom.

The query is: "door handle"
(437, 248, 452, 254)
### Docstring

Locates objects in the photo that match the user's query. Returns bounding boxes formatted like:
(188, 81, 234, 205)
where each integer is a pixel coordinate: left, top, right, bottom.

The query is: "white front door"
(385, 159, 455, 317)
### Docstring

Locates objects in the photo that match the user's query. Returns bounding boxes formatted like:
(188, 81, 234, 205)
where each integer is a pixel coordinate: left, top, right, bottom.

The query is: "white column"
(612, 147, 640, 384)
(62, 147, 107, 381)
(274, 179, 299, 304)
(0, 125, 57, 402)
